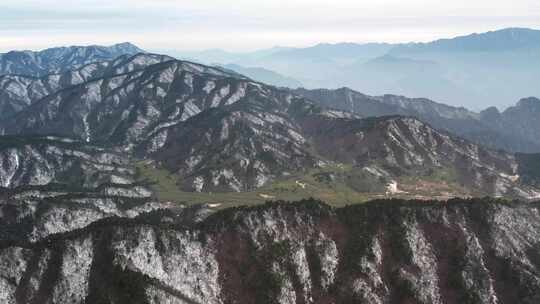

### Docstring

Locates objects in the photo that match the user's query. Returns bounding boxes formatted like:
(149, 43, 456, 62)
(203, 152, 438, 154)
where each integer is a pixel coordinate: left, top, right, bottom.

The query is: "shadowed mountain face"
(480, 97, 540, 150)
(1, 199, 540, 303)
(0, 42, 144, 77)
(294, 87, 540, 153)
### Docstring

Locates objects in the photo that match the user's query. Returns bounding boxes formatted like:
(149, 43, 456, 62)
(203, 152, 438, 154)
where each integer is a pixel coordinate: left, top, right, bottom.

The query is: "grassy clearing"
(135, 163, 267, 207)
(135, 162, 476, 209)
(135, 162, 384, 208)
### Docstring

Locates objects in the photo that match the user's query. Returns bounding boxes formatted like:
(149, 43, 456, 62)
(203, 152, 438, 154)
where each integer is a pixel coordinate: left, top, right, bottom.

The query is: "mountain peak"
(107, 42, 145, 53)
(112, 41, 141, 48)
(516, 96, 540, 107)
(0, 42, 146, 77)
(480, 106, 501, 117)
(491, 27, 539, 35)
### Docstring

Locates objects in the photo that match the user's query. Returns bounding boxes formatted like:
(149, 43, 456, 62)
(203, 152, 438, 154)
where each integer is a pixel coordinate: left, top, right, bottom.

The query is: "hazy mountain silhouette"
(178, 28, 540, 109)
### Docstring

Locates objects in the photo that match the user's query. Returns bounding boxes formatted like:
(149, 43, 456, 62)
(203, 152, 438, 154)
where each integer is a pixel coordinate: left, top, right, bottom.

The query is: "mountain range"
(0, 41, 540, 304)
(174, 28, 540, 110)
(294, 87, 540, 153)
(0, 50, 539, 200)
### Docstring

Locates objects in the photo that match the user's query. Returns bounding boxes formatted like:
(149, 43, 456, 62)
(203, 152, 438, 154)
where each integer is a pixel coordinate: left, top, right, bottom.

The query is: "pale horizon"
(2, 0, 540, 52)
(2, 26, 540, 54)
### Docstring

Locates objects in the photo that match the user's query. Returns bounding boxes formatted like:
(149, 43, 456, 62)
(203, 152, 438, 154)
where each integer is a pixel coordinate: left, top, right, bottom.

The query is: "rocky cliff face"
(0, 136, 141, 190)
(1, 198, 540, 304)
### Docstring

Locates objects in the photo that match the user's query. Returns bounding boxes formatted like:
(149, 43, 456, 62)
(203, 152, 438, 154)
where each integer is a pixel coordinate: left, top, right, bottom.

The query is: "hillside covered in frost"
(1, 198, 540, 304)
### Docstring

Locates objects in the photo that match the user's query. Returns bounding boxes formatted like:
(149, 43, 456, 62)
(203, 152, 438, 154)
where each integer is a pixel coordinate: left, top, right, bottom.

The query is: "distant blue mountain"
(165, 28, 540, 109)
(265, 42, 393, 61)
(221, 64, 303, 88)
(390, 28, 540, 54)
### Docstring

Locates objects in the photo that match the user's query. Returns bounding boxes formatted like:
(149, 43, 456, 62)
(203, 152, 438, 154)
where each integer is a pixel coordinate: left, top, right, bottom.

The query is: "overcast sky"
(2, 0, 540, 52)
